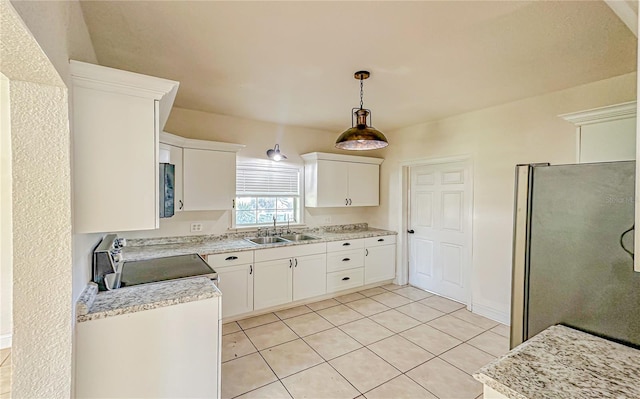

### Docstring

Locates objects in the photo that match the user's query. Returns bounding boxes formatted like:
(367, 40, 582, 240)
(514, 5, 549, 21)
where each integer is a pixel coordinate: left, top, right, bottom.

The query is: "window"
(235, 163, 302, 227)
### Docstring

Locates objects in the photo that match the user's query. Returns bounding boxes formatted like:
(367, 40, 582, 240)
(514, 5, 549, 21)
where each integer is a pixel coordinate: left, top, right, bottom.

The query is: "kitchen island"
(75, 277, 222, 398)
(473, 324, 640, 399)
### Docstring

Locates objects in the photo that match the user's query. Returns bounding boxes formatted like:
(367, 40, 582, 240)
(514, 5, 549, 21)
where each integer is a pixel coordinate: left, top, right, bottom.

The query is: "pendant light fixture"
(335, 70, 388, 150)
(266, 144, 287, 161)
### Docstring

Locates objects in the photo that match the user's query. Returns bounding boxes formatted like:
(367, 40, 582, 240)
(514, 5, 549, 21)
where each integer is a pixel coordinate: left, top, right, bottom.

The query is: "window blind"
(236, 164, 300, 196)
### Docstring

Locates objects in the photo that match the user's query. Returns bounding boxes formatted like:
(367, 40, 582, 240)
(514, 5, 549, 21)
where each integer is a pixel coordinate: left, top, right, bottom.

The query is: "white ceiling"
(79, 1, 636, 132)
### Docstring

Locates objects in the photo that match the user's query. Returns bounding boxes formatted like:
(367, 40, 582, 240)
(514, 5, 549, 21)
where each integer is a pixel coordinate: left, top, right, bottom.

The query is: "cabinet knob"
(289, 259, 292, 268)
(249, 265, 253, 275)
(365, 249, 369, 256)
(348, 198, 352, 205)
(345, 198, 348, 206)
(179, 200, 184, 210)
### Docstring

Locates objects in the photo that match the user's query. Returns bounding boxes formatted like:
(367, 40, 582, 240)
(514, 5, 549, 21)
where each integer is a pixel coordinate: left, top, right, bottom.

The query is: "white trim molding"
(160, 131, 245, 153)
(604, 0, 638, 37)
(559, 101, 637, 126)
(301, 152, 384, 165)
(471, 303, 510, 325)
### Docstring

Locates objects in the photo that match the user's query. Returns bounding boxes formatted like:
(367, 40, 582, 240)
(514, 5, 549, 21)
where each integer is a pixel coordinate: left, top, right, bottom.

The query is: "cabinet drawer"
(364, 235, 396, 248)
(326, 268, 364, 293)
(207, 251, 253, 267)
(327, 238, 364, 252)
(327, 249, 364, 273)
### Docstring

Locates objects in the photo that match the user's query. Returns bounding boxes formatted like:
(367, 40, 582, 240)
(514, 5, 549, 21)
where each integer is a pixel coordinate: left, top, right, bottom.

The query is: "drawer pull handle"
(342, 243, 351, 246)
(342, 258, 351, 262)
(225, 256, 238, 261)
(366, 249, 369, 256)
(377, 238, 384, 242)
(249, 265, 253, 274)
(342, 277, 350, 281)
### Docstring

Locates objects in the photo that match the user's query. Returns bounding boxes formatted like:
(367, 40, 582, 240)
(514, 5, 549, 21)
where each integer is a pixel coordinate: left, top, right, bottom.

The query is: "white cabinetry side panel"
(183, 148, 236, 211)
(73, 87, 157, 233)
(168, 144, 184, 211)
(76, 298, 220, 398)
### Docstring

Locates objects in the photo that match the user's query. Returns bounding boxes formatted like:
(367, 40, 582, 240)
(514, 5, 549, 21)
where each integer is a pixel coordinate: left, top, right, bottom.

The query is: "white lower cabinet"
(364, 235, 397, 284)
(76, 298, 220, 398)
(254, 258, 294, 310)
(207, 252, 254, 318)
(293, 253, 327, 301)
(216, 263, 254, 318)
(254, 243, 327, 311)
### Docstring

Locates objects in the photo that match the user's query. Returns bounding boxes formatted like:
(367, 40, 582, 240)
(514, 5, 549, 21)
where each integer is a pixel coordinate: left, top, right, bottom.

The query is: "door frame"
(396, 155, 474, 309)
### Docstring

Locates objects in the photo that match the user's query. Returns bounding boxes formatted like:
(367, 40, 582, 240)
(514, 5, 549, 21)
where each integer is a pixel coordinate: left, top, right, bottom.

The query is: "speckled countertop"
(76, 277, 220, 322)
(122, 223, 397, 261)
(473, 325, 640, 399)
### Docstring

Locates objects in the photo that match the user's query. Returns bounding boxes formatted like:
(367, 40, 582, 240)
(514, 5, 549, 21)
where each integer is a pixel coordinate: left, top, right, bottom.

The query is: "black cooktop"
(120, 254, 216, 287)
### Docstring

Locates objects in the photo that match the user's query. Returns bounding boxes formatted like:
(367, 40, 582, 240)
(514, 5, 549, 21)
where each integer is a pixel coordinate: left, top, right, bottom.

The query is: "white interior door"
(409, 161, 471, 303)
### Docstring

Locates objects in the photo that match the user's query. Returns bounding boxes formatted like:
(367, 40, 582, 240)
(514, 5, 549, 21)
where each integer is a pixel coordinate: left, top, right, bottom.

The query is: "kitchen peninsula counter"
(76, 277, 220, 322)
(473, 325, 640, 399)
(121, 223, 397, 261)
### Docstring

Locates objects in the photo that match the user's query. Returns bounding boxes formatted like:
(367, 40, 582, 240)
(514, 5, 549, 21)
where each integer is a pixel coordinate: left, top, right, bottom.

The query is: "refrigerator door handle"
(620, 224, 635, 261)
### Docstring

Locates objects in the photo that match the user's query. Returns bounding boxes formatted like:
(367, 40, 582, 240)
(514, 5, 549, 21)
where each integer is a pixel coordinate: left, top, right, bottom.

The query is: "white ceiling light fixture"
(335, 70, 389, 151)
(266, 144, 287, 161)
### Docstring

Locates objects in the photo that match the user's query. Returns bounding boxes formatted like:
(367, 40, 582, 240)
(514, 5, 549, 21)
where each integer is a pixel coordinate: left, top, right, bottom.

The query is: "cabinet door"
(293, 254, 327, 301)
(216, 264, 253, 318)
(73, 87, 158, 233)
(168, 144, 184, 212)
(348, 163, 380, 206)
(316, 160, 349, 207)
(364, 244, 396, 284)
(254, 259, 293, 310)
(183, 148, 236, 211)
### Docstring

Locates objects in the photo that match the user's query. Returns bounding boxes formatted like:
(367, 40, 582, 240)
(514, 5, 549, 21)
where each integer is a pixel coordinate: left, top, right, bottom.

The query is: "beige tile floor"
(0, 347, 11, 398)
(222, 284, 510, 399)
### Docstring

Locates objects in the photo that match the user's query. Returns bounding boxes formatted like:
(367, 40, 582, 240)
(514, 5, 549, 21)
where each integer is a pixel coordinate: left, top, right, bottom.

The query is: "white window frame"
(233, 162, 305, 229)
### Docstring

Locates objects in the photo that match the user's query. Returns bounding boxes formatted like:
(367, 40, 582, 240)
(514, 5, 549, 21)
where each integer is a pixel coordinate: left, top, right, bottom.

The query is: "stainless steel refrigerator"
(511, 161, 640, 350)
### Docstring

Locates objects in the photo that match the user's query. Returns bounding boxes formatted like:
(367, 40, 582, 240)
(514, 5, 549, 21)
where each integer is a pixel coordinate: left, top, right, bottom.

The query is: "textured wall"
(370, 72, 637, 323)
(1, 0, 75, 397)
(10, 79, 73, 398)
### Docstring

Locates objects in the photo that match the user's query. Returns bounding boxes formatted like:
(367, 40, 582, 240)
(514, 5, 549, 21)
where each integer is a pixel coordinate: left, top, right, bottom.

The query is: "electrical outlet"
(190, 222, 203, 232)
(323, 216, 332, 224)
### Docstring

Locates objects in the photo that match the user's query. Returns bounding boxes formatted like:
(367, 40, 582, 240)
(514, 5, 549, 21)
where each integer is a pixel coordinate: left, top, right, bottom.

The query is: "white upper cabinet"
(302, 152, 383, 208)
(160, 132, 244, 212)
(70, 61, 179, 234)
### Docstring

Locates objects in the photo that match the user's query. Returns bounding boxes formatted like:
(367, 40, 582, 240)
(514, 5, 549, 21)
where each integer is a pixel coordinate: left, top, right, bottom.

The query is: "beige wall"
(119, 107, 375, 239)
(371, 72, 637, 322)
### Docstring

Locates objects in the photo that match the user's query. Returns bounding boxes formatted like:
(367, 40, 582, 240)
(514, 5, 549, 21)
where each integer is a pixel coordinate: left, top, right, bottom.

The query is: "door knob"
(408, 229, 415, 234)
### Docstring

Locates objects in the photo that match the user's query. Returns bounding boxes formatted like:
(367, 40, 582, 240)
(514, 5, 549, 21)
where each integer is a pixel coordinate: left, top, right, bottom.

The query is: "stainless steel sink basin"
(245, 236, 289, 245)
(280, 234, 320, 242)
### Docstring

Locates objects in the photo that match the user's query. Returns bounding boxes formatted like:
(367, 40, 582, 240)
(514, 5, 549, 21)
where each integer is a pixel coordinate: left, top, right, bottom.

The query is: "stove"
(92, 234, 217, 290)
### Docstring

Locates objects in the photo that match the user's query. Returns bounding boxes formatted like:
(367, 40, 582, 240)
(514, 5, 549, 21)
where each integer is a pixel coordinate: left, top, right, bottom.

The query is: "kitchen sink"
(245, 236, 289, 245)
(280, 234, 320, 242)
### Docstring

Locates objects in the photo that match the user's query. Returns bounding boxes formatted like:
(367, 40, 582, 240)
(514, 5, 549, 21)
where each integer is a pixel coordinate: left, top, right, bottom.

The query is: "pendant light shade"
(335, 71, 388, 151)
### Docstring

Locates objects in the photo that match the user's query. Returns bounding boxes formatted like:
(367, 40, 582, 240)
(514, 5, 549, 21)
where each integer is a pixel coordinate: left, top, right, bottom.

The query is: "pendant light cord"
(360, 77, 364, 110)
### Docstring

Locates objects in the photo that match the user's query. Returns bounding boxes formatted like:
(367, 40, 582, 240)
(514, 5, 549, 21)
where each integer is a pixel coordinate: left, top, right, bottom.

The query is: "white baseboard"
(471, 303, 510, 325)
(0, 333, 11, 349)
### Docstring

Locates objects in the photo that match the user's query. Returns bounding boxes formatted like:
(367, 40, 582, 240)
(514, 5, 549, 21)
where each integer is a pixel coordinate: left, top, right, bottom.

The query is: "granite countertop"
(473, 325, 640, 399)
(76, 277, 221, 323)
(122, 224, 397, 261)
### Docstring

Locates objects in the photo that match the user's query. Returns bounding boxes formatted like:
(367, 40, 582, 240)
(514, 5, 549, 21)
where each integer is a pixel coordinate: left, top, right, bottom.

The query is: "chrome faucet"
(286, 215, 292, 234)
